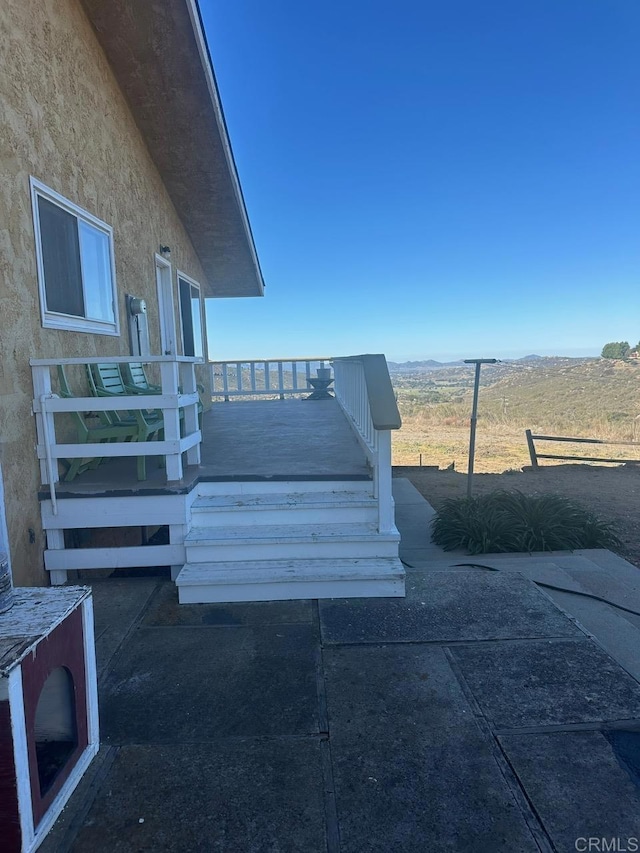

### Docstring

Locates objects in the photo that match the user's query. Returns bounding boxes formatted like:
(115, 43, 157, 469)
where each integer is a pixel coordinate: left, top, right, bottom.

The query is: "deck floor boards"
(45, 398, 370, 498)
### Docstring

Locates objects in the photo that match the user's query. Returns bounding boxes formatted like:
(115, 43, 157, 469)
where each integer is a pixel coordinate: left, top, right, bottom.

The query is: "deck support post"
(160, 361, 183, 481)
(46, 529, 67, 585)
(169, 524, 187, 581)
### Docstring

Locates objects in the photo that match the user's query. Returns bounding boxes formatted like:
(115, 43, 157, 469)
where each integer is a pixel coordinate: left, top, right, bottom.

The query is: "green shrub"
(431, 490, 621, 554)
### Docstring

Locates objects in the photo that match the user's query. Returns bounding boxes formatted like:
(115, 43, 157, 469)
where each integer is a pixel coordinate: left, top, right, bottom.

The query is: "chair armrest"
(94, 387, 126, 398)
(123, 382, 160, 395)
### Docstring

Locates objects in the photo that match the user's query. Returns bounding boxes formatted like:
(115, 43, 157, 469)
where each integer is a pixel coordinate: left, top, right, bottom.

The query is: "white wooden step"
(176, 557, 405, 603)
(190, 491, 378, 527)
(184, 522, 400, 562)
(196, 479, 373, 497)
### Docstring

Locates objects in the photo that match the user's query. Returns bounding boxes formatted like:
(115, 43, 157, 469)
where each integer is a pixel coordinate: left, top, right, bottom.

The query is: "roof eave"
(81, 0, 265, 298)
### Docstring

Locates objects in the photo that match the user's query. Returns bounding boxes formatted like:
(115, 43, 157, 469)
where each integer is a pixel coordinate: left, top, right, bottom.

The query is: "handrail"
(210, 356, 332, 365)
(335, 354, 401, 431)
(332, 354, 400, 533)
(333, 355, 401, 434)
(30, 355, 203, 366)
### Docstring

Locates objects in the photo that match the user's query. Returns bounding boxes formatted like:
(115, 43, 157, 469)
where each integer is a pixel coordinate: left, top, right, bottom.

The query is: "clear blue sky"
(200, 0, 640, 363)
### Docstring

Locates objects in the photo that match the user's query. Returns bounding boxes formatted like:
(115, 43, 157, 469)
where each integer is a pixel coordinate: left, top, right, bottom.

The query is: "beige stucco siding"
(0, 0, 211, 585)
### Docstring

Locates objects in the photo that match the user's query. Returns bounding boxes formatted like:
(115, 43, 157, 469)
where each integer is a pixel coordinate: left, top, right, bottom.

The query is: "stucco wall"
(0, 0, 211, 585)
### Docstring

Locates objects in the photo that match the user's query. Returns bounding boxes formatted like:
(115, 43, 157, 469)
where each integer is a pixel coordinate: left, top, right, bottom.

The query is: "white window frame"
(177, 270, 205, 360)
(30, 177, 120, 336)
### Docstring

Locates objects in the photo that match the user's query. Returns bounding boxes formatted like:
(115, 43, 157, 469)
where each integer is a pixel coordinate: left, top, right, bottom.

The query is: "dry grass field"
(392, 357, 640, 471)
(391, 357, 640, 565)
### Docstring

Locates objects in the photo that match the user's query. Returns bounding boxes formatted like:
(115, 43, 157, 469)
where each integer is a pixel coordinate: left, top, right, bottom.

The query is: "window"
(178, 273, 204, 358)
(30, 178, 119, 335)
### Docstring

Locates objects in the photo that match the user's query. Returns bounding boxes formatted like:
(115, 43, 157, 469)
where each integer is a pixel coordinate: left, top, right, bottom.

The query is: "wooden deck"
(42, 399, 371, 499)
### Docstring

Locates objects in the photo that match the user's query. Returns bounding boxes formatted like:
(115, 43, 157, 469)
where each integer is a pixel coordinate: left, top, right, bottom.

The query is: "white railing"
(333, 355, 402, 534)
(210, 358, 332, 400)
(31, 356, 202, 511)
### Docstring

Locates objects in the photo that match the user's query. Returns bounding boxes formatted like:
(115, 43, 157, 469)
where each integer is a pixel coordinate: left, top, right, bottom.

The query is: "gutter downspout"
(40, 393, 58, 516)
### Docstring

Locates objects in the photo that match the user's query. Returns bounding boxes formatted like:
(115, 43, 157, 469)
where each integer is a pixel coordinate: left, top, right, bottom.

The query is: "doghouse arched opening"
(34, 666, 78, 796)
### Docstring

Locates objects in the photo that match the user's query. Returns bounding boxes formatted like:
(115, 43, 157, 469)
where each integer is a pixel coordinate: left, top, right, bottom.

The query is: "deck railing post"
(222, 363, 229, 402)
(179, 360, 201, 466)
(32, 364, 57, 485)
(207, 361, 217, 394)
(46, 529, 67, 585)
(376, 430, 394, 534)
(160, 360, 182, 481)
(277, 362, 285, 399)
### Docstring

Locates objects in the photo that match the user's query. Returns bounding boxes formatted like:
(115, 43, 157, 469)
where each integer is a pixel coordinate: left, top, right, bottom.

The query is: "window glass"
(179, 278, 194, 356)
(179, 276, 203, 358)
(190, 288, 203, 359)
(79, 221, 114, 322)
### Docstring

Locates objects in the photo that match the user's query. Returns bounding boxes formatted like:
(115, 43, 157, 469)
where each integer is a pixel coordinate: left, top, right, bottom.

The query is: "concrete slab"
(323, 645, 477, 738)
(89, 578, 160, 677)
(393, 503, 434, 549)
(558, 566, 640, 608)
(331, 729, 539, 853)
(319, 571, 582, 645)
(451, 638, 640, 729)
(500, 730, 640, 851)
(70, 740, 326, 853)
(392, 477, 434, 506)
(392, 477, 467, 562)
(323, 644, 541, 851)
(406, 553, 600, 572)
(100, 624, 319, 743)
(543, 588, 640, 684)
(143, 580, 314, 626)
(573, 548, 640, 588)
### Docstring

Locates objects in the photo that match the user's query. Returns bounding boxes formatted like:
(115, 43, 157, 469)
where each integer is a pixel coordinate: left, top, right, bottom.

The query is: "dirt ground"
(395, 463, 640, 568)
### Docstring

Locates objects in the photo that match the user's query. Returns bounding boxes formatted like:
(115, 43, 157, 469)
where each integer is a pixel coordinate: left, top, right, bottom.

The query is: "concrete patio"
(41, 479, 640, 852)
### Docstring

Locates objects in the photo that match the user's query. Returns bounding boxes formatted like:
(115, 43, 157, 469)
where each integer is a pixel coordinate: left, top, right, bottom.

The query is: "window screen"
(37, 196, 84, 317)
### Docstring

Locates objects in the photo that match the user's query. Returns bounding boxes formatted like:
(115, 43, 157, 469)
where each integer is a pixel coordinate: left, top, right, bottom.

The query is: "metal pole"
(464, 358, 497, 498)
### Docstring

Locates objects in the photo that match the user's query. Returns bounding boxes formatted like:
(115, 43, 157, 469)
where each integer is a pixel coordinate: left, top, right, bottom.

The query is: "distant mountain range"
(388, 354, 546, 371)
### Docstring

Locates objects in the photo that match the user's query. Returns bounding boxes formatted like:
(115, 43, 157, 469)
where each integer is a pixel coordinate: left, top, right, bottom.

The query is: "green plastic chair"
(121, 362, 203, 429)
(87, 364, 164, 480)
(56, 365, 140, 482)
(120, 362, 161, 394)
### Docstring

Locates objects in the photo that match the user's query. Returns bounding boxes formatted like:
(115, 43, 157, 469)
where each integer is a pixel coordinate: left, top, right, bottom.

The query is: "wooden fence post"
(525, 429, 539, 469)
